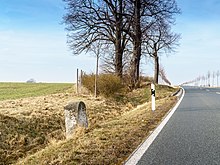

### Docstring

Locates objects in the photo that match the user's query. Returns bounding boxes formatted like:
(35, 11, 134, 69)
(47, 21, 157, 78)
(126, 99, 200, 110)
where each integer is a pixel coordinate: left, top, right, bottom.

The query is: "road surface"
(137, 86, 220, 165)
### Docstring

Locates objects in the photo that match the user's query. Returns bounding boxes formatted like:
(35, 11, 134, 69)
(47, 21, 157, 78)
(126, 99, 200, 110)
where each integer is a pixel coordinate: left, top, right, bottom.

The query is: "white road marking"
(124, 88, 185, 165)
(216, 92, 220, 95)
(206, 89, 210, 92)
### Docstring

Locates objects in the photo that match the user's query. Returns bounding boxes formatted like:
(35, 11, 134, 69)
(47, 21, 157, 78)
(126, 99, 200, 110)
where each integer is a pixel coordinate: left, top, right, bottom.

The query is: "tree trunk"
(115, 38, 123, 78)
(130, 0, 141, 88)
(115, 0, 123, 79)
(131, 40, 141, 88)
(154, 55, 159, 84)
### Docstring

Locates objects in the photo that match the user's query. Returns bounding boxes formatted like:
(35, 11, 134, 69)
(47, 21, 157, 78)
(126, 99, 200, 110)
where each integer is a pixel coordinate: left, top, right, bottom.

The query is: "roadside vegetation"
(0, 82, 179, 164)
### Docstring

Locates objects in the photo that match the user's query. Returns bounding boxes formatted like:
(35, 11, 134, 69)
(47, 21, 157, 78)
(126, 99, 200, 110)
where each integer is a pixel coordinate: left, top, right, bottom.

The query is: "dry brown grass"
(0, 84, 178, 165)
(14, 97, 177, 165)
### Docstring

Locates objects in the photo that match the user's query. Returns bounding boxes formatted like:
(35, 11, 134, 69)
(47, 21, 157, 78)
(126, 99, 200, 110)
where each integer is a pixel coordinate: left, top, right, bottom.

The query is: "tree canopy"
(63, 0, 180, 87)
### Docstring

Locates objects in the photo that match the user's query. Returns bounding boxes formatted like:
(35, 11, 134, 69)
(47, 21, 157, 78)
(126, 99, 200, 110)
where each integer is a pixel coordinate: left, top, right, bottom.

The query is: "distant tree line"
(63, 0, 180, 88)
(26, 78, 36, 83)
(182, 71, 220, 87)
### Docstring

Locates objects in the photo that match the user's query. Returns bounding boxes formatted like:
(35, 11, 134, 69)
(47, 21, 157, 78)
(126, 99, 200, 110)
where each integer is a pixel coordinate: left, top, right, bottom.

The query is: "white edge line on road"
(124, 88, 185, 165)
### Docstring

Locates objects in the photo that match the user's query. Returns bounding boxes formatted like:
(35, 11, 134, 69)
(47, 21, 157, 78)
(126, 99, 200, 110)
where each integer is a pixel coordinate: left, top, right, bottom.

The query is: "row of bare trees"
(182, 71, 220, 87)
(63, 0, 180, 88)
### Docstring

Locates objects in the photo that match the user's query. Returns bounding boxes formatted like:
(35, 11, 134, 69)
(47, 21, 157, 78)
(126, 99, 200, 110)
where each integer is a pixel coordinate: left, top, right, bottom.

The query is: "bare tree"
(123, 0, 180, 87)
(203, 75, 205, 86)
(145, 21, 180, 84)
(63, 0, 129, 78)
(207, 71, 211, 86)
(89, 41, 105, 97)
(217, 70, 220, 87)
(63, 0, 180, 88)
(212, 71, 215, 87)
(159, 66, 171, 85)
(125, 0, 142, 88)
(197, 76, 201, 86)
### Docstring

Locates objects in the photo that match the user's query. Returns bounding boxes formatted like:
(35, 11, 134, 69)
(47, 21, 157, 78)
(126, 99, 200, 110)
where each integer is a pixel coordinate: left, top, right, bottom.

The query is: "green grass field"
(0, 82, 73, 101)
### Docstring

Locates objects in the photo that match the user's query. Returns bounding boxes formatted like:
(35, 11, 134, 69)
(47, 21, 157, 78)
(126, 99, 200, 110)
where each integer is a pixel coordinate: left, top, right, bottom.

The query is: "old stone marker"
(64, 101, 88, 139)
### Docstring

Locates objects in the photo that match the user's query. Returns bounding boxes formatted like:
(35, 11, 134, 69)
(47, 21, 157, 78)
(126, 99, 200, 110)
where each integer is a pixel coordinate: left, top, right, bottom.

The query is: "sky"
(0, 0, 96, 83)
(161, 0, 220, 85)
(0, 0, 220, 85)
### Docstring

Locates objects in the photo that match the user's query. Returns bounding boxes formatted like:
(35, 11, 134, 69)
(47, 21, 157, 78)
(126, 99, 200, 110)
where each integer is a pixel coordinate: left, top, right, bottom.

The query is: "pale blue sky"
(161, 0, 220, 85)
(0, 0, 220, 84)
(0, 0, 96, 83)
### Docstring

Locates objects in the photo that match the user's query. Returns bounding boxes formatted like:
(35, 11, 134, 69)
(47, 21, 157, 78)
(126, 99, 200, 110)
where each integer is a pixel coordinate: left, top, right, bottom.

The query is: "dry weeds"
(0, 84, 178, 165)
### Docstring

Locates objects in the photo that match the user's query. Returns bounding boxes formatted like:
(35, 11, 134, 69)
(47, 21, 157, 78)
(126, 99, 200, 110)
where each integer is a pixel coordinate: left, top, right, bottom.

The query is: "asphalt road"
(137, 86, 220, 165)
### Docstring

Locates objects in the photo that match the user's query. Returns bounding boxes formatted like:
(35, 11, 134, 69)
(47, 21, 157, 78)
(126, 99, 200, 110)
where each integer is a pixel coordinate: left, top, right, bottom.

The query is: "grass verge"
(17, 97, 177, 165)
(0, 83, 179, 164)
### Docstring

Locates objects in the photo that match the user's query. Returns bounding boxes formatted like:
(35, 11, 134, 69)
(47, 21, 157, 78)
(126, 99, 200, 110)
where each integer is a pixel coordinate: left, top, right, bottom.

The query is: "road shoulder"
(124, 88, 185, 165)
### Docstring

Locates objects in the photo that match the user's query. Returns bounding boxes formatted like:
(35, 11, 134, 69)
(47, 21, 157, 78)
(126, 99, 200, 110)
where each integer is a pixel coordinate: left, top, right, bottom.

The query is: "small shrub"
(98, 74, 124, 97)
(81, 73, 96, 94)
(121, 74, 153, 90)
(82, 73, 124, 98)
(139, 76, 153, 83)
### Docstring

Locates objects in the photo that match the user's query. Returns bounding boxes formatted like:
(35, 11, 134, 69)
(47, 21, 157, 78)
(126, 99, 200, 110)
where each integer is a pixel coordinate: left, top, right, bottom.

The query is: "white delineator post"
(151, 83, 156, 111)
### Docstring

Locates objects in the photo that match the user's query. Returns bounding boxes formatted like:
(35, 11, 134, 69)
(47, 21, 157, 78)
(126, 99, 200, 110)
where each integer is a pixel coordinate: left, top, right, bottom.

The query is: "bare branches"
(139, 0, 180, 84)
(64, 0, 113, 54)
(63, 0, 129, 78)
(63, 0, 181, 87)
(145, 22, 180, 57)
(159, 65, 171, 85)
